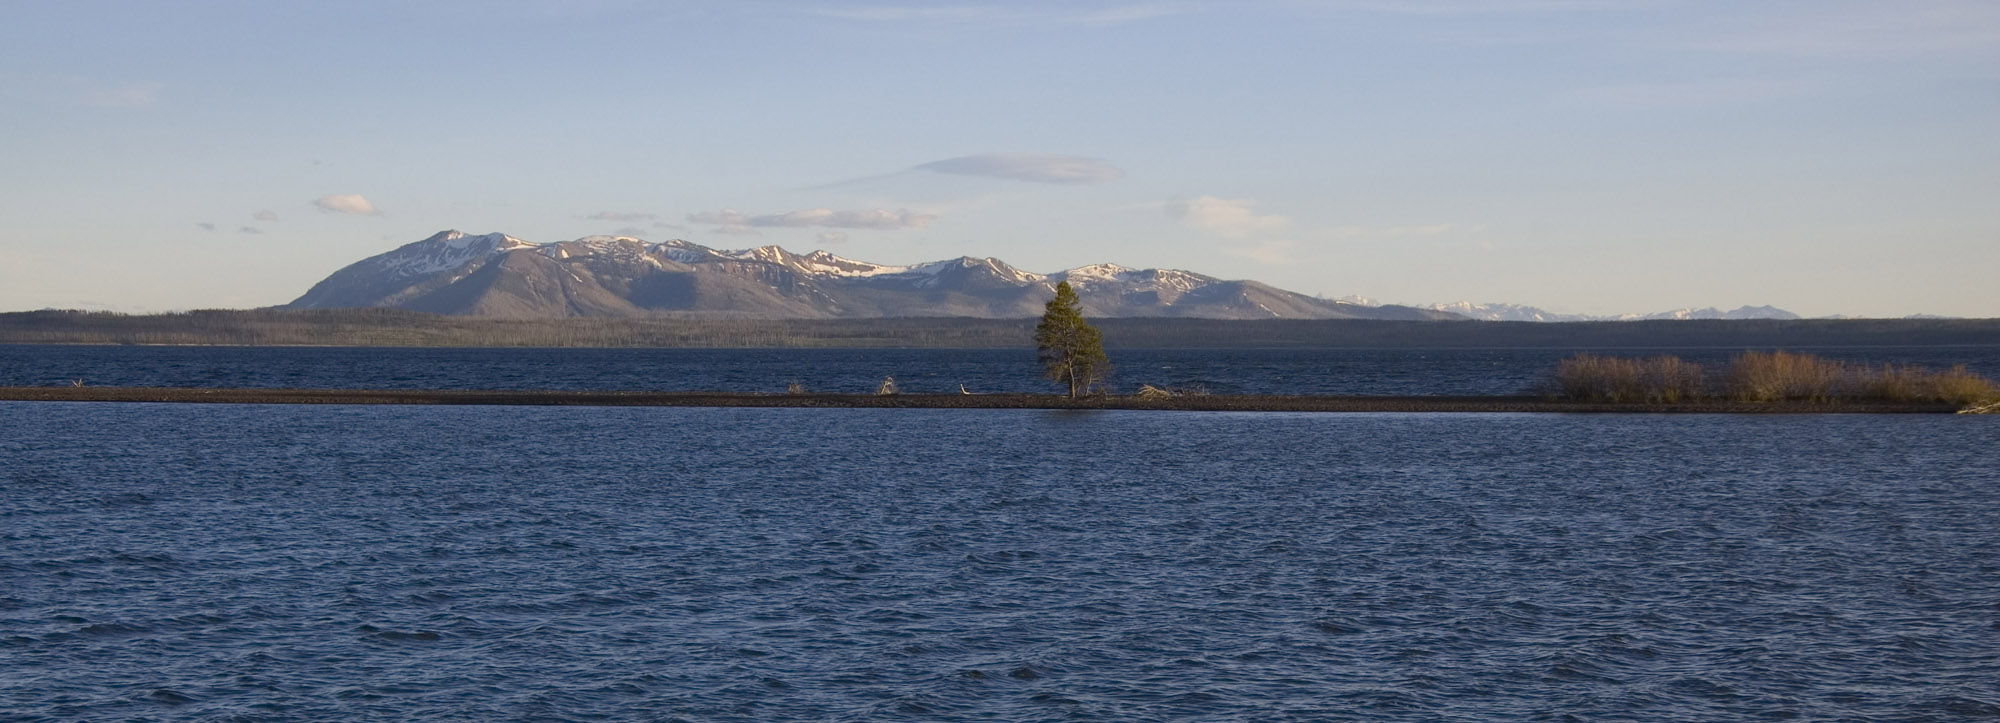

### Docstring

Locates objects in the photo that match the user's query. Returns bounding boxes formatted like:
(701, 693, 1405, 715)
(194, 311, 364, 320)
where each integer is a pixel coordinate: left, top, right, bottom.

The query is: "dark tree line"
(3, 308, 1996, 349)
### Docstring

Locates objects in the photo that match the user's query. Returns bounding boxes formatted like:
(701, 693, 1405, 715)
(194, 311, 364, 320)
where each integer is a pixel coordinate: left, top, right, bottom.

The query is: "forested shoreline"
(3, 308, 1998, 349)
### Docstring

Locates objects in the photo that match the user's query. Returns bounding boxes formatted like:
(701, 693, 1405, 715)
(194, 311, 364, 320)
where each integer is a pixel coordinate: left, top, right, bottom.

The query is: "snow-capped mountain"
(1418, 302, 1593, 323)
(285, 230, 1457, 320)
(1618, 305, 1801, 321)
(1404, 301, 1802, 323)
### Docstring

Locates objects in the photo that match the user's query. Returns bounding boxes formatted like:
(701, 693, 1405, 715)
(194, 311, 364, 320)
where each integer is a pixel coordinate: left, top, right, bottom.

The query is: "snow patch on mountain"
(374, 230, 528, 279)
(655, 239, 725, 264)
(1058, 263, 1132, 283)
(795, 250, 914, 278)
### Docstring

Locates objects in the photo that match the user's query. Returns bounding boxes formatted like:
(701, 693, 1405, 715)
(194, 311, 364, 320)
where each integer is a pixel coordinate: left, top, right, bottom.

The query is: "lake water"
(4, 344, 1999, 396)
(5, 399, 1998, 721)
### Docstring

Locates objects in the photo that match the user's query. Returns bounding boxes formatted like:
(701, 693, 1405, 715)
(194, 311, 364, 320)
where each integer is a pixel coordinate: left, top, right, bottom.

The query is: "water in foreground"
(4, 403, 1997, 721)
(6, 344, 1998, 396)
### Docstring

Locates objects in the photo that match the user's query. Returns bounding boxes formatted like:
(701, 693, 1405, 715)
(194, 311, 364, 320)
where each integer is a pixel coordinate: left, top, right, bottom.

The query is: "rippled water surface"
(4, 402, 1997, 721)
(4, 344, 1997, 395)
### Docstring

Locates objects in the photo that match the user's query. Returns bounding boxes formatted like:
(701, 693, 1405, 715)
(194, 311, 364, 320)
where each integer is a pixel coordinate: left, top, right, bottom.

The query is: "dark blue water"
(4, 344, 1997, 395)
(4, 402, 1997, 721)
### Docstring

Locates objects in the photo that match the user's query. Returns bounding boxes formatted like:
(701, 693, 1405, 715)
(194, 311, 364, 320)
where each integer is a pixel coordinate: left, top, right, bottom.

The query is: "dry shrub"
(1928, 366, 1999, 405)
(1723, 351, 1845, 402)
(1555, 354, 1705, 402)
(1641, 355, 1707, 403)
(1556, 354, 1638, 401)
(1559, 350, 1996, 405)
(1859, 364, 1996, 404)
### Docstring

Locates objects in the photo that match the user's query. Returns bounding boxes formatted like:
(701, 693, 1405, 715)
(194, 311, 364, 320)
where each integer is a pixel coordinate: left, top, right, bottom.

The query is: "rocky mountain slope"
(285, 230, 1457, 320)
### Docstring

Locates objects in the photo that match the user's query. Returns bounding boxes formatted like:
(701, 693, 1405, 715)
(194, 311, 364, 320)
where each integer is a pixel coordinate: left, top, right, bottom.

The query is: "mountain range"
(1407, 301, 1801, 323)
(286, 230, 1822, 322)
(284, 231, 1454, 320)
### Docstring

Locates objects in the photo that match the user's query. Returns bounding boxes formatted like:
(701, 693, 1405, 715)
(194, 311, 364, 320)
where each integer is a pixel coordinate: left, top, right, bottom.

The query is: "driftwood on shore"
(0, 386, 1970, 414)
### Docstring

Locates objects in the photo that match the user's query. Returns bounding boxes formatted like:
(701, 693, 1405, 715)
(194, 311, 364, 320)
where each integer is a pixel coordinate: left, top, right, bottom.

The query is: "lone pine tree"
(1035, 281, 1110, 397)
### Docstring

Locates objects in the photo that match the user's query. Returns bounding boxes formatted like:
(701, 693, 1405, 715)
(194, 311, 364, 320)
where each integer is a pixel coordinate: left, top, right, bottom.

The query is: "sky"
(1, 0, 1995, 318)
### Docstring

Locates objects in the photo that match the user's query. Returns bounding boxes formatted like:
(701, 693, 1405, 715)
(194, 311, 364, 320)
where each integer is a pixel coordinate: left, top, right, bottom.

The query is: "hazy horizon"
(3, 1, 1995, 318)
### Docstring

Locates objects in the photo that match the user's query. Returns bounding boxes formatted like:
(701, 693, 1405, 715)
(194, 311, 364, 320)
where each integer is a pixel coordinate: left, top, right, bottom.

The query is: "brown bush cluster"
(1555, 354, 1707, 403)
(1556, 350, 1996, 405)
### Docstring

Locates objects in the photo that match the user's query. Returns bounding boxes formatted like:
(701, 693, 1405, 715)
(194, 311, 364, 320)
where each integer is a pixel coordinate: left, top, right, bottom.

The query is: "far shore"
(0, 386, 1972, 413)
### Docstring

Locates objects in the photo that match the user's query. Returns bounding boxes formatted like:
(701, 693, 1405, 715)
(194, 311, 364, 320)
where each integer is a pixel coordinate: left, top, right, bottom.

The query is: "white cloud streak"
(583, 211, 658, 222)
(804, 2, 1196, 25)
(253, 210, 278, 222)
(1694, 1, 2000, 57)
(687, 208, 939, 230)
(1323, 0, 1651, 16)
(311, 194, 379, 216)
(85, 83, 161, 108)
(1165, 196, 1290, 238)
(916, 153, 1125, 184)
(1224, 240, 1297, 264)
(1326, 223, 1477, 238)
(1562, 77, 1817, 108)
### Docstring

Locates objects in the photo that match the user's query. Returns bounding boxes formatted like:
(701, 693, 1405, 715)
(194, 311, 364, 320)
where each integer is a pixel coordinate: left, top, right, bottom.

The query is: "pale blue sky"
(2, 0, 1995, 317)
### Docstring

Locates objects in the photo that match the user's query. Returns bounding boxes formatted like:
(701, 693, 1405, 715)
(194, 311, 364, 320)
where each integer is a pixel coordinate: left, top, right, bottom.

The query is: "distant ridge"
(284, 230, 1459, 321)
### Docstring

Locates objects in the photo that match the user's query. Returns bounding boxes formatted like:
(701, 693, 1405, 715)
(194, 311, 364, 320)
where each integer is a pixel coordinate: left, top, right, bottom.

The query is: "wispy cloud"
(1694, 1, 2000, 57)
(808, 5, 998, 22)
(611, 226, 649, 237)
(1065, 2, 1198, 25)
(1224, 239, 1298, 264)
(1156, 196, 1473, 261)
(85, 83, 161, 109)
(812, 153, 1124, 188)
(238, 226, 263, 235)
(252, 210, 278, 222)
(803, 2, 1197, 25)
(1324, 0, 1650, 16)
(1326, 223, 1477, 238)
(0, 72, 166, 109)
(916, 153, 1125, 184)
(687, 208, 939, 230)
(312, 194, 379, 216)
(818, 231, 851, 244)
(582, 210, 658, 222)
(1562, 75, 1826, 108)
(195, 222, 216, 232)
(1165, 196, 1290, 238)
